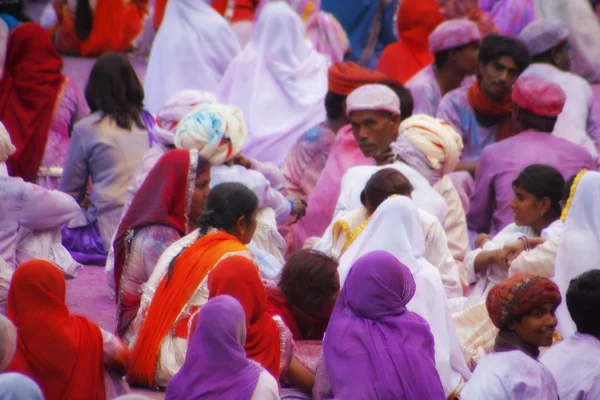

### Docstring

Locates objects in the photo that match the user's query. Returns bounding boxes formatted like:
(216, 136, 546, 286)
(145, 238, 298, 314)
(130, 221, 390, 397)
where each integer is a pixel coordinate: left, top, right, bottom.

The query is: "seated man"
(437, 34, 531, 175)
(407, 19, 481, 117)
(541, 270, 600, 400)
(519, 19, 599, 159)
(468, 75, 595, 234)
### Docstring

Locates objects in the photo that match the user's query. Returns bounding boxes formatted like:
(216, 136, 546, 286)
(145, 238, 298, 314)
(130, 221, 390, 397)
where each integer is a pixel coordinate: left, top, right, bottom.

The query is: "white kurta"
(541, 333, 600, 400)
(462, 350, 559, 399)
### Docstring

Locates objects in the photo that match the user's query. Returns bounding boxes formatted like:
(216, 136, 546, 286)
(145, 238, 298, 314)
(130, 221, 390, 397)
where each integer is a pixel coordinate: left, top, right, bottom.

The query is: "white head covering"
(554, 171, 600, 338)
(143, 0, 241, 114)
(174, 103, 247, 165)
(391, 115, 464, 184)
(338, 196, 426, 285)
(0, 314, 17, 372)
(345, 84, 401, 117)
(0, 122, 16, 163)
(218, 2, 329, 166)
(518, 20, 569, 56)
(154, 90, 218, 146)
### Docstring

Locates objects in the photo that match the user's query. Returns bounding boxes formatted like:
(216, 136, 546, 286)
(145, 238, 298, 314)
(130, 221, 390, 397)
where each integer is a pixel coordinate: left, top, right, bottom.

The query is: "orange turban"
(486, 274, 562, 329)
(328, 62, 387, 96)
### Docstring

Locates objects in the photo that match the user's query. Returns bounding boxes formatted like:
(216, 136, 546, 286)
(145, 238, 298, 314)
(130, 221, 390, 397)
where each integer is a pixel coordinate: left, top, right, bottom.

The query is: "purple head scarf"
(165, 295, 261, 400)
(322, 250, 445, 400)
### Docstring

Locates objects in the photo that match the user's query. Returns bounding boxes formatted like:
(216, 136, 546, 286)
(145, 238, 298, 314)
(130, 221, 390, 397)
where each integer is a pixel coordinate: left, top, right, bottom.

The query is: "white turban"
(392, 114, 463, 181)
(174, 103, 248, 165)
(153, 90, 218, 146)
(0, 122, 16, 163)
(0, 314, 16, 372)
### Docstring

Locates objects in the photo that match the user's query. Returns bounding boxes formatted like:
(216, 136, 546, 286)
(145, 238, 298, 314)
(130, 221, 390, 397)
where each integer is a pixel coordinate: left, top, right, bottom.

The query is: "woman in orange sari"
(49, 0, 149, 56)
(6, 260, 131, 399)
(126, 182, 259, 388)
(377, 0, 444, 83)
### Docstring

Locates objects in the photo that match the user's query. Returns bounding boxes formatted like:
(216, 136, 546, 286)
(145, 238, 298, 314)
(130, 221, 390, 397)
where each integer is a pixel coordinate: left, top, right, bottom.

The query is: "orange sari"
(52, 0, 149, 56)
(127, 232, 247, 387)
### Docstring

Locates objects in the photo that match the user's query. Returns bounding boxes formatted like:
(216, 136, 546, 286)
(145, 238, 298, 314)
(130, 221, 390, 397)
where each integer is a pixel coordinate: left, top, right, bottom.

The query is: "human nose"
(509, 197, 517, 210)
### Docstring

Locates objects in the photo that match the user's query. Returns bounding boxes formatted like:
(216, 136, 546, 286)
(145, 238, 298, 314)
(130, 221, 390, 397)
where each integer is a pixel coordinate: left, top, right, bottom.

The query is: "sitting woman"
(60, 53, 151, 266)
(126, 182, 258, 388)
(208, 254, 314, 395)
(165, 295, 279, 400)
(6, 260, 131, 399)
(0, 23, 89, 189)
(48, 0, 149, 56)
(266, 249, 340, 341)
(464, 164, 564, 307)
(112, 149, 210, 337)
(314, 251, 445, 400)
(315, 168, 464, 303)
(461, 274, 561, 398)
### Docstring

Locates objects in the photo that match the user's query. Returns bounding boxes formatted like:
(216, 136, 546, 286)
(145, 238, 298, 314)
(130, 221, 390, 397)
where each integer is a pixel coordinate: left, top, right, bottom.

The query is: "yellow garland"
(560, 169, 588, 221)
(340, 216, 372, 255)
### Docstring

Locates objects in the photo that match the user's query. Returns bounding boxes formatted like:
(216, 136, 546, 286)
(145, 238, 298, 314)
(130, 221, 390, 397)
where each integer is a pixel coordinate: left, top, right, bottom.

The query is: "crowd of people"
(0, 0, 600, 398)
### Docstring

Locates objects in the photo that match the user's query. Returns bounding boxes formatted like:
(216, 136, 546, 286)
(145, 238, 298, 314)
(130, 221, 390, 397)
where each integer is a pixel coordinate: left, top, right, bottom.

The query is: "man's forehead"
(350, 110, 389, 122)
(493, 56, 518, 70)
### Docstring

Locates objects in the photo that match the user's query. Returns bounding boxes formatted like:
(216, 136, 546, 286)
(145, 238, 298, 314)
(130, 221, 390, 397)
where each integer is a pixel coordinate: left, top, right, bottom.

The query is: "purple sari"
(165, 295, 261, 400)
(321, 251, 445, 400)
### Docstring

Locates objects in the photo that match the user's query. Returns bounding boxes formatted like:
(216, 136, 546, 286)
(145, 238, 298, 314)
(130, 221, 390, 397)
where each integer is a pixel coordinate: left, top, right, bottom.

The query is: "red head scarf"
(376, 0, 443, 83)
(0, 23, 65, 182)
(208, 255, 282, 378)
(112, 149, 209, 336)
(327, 61, 387, 96)
(7, 260, 106, 400)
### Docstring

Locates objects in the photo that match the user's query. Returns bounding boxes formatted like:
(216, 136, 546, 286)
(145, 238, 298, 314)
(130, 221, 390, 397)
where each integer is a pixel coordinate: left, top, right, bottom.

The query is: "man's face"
(479, 55, 520, 101)
(454, 42, 480, 75)
(350, 110, 400, 158)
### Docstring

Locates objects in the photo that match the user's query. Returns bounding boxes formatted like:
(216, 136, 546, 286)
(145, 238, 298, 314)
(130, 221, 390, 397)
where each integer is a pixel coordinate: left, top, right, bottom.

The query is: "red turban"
(512, 75, 567, 117)
(486, 274, 562, 329)
(328, 62, 387, 96)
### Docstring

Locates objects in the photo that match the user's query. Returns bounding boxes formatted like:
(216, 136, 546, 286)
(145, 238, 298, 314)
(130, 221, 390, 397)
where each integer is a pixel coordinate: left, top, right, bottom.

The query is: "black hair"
(515, 106, 558, 133)
(0, 1, 31, 22)
(531, 41, 569, 65)
(85, 53, 146, 130)
(567, 270, 600, 336)
(380, 79, 414, 121)
(197, 182, 259, 235)
(512, 164, 565, 217)
(360, 168, 414, 209)
(325, 91, 346, 120)
(74, 0, 93, 41)
(165, 182, 258, 285)
(479, 34, 531, 74)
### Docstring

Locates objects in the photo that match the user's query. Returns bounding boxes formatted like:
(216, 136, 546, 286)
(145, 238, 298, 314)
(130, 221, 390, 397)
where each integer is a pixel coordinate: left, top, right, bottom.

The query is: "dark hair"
(515, 106, 558, 133)
(531, 41, 569, 65)
(512, 164, 565, 217)
(85, 53, 146, 130)
(479, 34, 531, 74)
(74, 0, 93, 40)
(197, 182, 258, 235)
(361, 168, 414, 210)
(325, 91, 346, 120)
(279, 250, 339, 312)
(0, 2, 31, 22)
(380, 79, 414, 121)
(567, 270, 600, 336)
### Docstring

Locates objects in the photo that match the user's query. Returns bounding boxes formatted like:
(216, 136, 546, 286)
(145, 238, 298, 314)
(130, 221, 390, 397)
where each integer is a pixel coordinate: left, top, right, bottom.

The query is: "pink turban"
(518, 20, 569, 56)
(346, 84, 401, 117)
(428, 19, 481, 53)
(512, 75, 566, 117)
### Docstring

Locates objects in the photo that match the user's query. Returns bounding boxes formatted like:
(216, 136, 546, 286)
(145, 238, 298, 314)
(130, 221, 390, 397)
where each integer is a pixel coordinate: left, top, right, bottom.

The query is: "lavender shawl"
(322, 251, 445, 400)
(165, 295, 261, 400)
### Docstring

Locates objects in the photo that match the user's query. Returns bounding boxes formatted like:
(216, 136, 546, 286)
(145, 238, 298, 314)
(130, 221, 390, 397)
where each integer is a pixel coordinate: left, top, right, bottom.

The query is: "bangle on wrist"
(519, 236, 530, 251)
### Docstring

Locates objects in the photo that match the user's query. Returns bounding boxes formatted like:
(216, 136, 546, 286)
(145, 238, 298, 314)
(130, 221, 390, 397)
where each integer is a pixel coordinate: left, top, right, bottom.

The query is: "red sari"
(154, 0, 259, 30)
(208, 255, 283, 378)
(0, 23, 65, 183)
(7, 260, 106, 400)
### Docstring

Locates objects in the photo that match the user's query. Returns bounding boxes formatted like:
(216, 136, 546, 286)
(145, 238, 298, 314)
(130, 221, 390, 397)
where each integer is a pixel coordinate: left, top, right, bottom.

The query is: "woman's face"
(189, 167, 211, 225)
(508, 303, 558, 348)
(509, 186, 548, 227)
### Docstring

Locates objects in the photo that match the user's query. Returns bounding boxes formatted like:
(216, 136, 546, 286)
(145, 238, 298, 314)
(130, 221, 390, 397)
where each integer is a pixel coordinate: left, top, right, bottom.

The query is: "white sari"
(336, 196, 471, 397)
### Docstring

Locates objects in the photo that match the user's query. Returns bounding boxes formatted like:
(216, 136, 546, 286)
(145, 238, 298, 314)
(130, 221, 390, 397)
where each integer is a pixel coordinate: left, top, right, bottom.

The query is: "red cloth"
(208, 255, 282, 378)
(512, 75, 566, 117)
(327, 62, 387, 96)
(0, 23, 64, 183)
(467, 79, 514, 142)
(377, 0, 443, 83)
(7, 260, 106, 400)
(112, 149, 206, 336)
(265, 287, 328, 341)
(155, 0, 258, 29)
